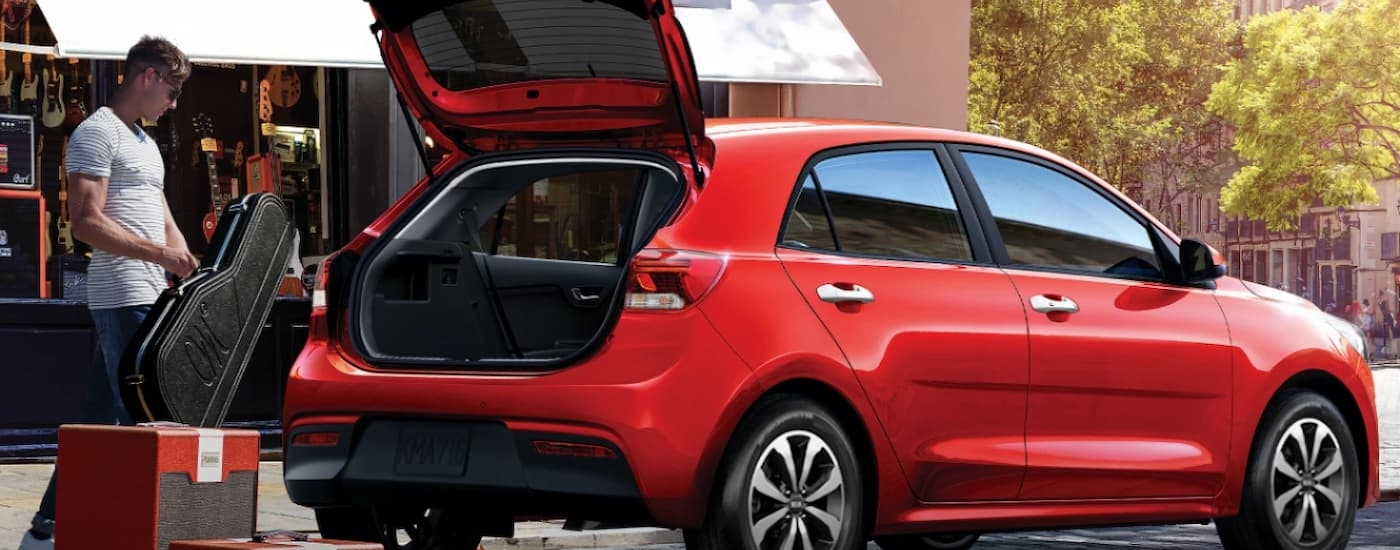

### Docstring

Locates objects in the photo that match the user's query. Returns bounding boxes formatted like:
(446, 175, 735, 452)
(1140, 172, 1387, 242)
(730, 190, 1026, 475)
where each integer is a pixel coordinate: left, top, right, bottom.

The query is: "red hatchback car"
(282, 1, 1381, 549)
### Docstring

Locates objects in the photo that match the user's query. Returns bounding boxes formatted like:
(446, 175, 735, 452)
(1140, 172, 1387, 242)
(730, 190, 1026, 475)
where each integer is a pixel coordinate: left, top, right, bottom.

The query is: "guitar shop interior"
(0, 0, 359, 460)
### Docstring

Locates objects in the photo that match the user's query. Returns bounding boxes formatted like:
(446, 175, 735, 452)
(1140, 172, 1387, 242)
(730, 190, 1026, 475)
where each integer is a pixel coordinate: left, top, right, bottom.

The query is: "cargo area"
(351, 154, 685, 366)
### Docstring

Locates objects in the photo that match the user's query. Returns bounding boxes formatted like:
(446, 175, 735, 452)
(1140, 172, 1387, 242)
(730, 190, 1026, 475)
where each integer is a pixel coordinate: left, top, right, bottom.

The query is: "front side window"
(962, 151, 1164, 279)
(780, 149, 973, 262)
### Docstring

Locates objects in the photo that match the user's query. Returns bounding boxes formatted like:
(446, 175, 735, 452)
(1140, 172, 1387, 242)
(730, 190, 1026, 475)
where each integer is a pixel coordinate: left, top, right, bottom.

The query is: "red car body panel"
(283, 118, 1380, 537)
(1007, 270, 1234, 501)
(1208, 277, 1381, 511)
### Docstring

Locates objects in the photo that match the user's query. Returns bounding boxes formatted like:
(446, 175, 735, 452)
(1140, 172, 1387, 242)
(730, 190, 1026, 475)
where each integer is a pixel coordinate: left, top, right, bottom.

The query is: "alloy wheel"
(747, 429, 846, 550)
(1271, 418, 1349, 546)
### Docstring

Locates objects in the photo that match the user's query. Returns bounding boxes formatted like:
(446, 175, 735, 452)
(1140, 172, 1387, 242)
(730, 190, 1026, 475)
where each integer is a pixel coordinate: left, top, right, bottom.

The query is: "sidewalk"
(4, 365, 1400, 549)
(0, 462, 683, 549)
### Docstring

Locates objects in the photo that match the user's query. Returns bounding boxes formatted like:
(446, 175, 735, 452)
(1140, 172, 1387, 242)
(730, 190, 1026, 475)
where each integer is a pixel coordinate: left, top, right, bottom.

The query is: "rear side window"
(780, 149, 973, 262)
(480, 168, 640, 263)
(410, 0, 669, 91)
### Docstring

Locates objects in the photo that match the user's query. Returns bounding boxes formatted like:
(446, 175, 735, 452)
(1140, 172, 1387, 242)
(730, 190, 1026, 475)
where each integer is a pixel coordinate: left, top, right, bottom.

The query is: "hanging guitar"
(40, 56, 64, 129)
(194, 114, 223, 243)
(55, 136, 73, 254)
(0, 6, 12, 115)
(62, 58, 86, 134)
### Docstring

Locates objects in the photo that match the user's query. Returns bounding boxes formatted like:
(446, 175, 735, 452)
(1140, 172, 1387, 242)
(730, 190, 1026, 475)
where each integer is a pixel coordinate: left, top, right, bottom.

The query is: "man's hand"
(158, 246, 199, 278)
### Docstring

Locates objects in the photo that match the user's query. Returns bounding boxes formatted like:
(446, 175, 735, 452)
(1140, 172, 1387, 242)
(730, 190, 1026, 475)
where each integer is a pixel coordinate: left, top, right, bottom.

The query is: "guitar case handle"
(252, 530, 311, 543)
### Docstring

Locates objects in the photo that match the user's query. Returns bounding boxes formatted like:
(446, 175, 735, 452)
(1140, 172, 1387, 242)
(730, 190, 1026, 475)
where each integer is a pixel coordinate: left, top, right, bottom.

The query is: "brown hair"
(122, 35, 190, 86)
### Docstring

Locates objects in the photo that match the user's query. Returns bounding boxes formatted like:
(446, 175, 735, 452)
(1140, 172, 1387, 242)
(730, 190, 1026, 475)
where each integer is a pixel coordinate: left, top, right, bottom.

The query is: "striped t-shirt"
(67, 106, 170, 310)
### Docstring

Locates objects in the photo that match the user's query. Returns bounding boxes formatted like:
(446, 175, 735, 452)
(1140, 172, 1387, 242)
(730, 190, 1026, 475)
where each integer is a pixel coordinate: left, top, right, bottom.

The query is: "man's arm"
(68, 172, 164, 264)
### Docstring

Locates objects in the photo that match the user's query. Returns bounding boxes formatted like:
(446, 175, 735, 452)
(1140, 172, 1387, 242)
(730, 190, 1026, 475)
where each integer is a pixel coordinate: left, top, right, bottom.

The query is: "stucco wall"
(790, 0, 971, 130)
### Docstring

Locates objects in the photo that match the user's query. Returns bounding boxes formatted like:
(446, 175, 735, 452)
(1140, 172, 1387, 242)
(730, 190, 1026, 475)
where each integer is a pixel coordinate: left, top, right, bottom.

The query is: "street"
(585, 502, 1400, 550)
(2, 364, 1399, 549)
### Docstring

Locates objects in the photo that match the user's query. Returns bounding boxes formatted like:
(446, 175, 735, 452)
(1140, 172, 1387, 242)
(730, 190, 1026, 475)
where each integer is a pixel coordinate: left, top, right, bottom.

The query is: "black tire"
(314, 507, 379, 541)
(1215, 390, 1360, 550)
(875, 533, 981, 550)
(314, 506, 483, 550)
(685, 395, 868, 550)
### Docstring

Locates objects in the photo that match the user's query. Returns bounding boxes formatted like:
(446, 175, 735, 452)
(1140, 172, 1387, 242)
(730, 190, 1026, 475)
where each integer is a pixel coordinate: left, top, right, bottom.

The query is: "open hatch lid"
(367, 0, 710, 168)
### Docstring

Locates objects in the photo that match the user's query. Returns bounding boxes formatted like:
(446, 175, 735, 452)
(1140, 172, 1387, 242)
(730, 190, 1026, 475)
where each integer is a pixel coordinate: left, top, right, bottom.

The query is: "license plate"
(393, 424, 472, 477)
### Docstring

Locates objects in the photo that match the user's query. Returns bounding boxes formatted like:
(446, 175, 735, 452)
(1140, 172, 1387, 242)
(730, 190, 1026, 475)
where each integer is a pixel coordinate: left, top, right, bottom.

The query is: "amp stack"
(0, 188, 46, 299)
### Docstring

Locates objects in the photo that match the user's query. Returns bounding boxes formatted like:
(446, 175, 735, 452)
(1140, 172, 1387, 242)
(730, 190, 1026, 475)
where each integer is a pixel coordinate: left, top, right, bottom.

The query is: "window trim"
(774, 142, 995, 267)
(946, 144, 1199, 287)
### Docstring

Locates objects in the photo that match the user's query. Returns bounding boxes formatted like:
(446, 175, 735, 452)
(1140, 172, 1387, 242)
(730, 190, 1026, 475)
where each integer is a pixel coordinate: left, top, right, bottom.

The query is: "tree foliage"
(1207, 0, 1400, 229)
(969, 0, 1240, 212)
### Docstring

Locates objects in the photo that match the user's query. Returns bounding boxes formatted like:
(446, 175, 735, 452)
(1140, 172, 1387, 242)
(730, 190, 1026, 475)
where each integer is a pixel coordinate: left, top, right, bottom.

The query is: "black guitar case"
(120, 192, 297, 428)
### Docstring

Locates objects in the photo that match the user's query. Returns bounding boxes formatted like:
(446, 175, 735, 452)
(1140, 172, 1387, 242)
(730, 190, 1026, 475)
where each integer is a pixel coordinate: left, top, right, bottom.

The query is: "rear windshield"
(410, 0, 670, 91)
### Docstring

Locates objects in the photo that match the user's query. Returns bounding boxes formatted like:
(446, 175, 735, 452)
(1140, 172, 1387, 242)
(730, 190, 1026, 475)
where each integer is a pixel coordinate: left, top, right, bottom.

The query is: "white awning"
(35, 0, 880, 85)
(37, 0, 385, 69)
(676, 0, 881, 86)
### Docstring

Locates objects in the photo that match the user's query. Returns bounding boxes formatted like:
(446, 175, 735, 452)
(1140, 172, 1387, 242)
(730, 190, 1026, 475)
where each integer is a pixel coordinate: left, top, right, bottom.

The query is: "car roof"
(706, 117, 1082, 170)
(700, 117, 1178, 243)
(705, 117, 1113, 193)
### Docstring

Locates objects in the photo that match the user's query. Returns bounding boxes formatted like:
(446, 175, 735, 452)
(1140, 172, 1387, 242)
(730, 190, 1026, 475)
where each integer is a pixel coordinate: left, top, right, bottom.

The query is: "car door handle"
(570, 287, 602, 305)
(1030, 294, 1079, 314)
(817, 283, 874, 304)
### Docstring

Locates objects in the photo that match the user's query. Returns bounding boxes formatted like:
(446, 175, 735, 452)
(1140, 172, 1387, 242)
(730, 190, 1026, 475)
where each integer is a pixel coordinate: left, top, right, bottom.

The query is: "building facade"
(1143, 0, 1386, 315)
(1218, 0, 1393, 314)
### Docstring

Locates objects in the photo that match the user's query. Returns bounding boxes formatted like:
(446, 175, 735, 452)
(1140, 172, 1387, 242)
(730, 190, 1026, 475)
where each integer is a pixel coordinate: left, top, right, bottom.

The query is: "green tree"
(969, 0, 1240, 224)
(1207, 0, 1400, 229)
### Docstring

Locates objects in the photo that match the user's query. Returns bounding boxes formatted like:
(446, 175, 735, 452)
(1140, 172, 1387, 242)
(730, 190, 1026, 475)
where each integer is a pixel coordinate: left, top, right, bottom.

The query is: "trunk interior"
(351, 152, 685, 367)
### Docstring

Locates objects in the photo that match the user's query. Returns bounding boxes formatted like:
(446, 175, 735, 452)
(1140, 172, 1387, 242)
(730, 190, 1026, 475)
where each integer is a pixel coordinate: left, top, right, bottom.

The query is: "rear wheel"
(315, 506, 483, 550)
(1215, 391, 1359, 550)
(685, 395, 867, 550)
(875, 533, 980, 550)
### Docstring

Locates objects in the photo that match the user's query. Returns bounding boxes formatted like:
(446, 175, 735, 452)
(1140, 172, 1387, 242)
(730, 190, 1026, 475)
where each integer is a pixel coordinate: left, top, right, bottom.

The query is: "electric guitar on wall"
(193, 114, 222, 243)
(40, 56, 64, 129)
(62, 58, 86, 133)
(55, 136, 72, 254)
(0, 14, 12, 114)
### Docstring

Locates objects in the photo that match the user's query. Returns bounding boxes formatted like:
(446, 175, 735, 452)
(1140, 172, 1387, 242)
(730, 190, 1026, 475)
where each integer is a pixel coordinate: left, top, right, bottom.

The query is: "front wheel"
(875, 533, 981, 549)
(685, 395, 867, 550)
(1215, 391, 1359, 550)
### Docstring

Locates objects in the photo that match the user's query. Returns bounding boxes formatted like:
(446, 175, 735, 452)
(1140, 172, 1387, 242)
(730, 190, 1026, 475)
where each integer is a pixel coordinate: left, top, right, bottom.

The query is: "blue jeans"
(31, 305, 149, 537)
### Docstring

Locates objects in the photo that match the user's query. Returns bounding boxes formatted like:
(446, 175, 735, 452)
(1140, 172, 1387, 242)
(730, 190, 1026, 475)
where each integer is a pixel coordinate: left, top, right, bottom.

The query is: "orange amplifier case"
(55, 424, 261, 550)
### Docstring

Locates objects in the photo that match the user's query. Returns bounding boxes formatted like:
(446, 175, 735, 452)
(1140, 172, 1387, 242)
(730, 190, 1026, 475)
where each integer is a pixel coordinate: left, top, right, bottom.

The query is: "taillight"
(311, 253, 335, 311)
(307, 252, 338, 341)
(625, 249, 727, 310)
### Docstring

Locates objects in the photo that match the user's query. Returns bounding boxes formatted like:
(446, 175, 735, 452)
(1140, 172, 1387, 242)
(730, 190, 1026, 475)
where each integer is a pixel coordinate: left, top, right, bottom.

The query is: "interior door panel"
(480, 255, 621, 356)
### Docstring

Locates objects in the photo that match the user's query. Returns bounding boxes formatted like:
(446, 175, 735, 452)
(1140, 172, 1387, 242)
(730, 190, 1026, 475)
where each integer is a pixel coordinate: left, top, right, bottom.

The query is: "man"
(19, 36, 197, 550)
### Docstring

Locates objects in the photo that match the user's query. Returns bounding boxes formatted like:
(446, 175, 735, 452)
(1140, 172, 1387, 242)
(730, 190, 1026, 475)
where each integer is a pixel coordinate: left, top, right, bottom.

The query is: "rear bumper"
(285, 419, 652, 522)
(281, 309, 756, 527)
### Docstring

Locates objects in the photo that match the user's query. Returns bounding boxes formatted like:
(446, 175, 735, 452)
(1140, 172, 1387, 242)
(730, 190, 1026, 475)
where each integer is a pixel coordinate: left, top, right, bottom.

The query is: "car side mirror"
(1180, 239, 1226, 283)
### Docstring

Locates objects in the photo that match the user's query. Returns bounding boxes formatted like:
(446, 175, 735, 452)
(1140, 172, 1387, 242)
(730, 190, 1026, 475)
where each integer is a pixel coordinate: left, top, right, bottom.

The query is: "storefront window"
(0, 0, 89, 301)
(0, 0, 334, 302)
